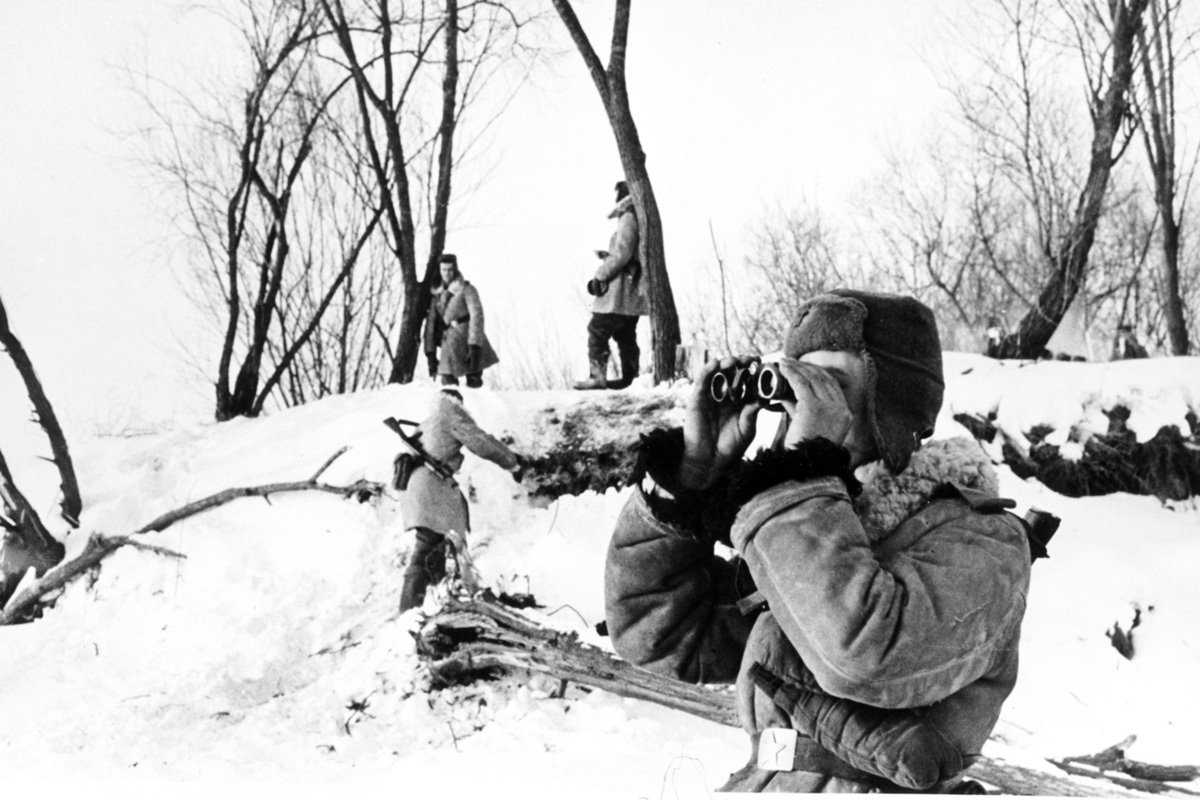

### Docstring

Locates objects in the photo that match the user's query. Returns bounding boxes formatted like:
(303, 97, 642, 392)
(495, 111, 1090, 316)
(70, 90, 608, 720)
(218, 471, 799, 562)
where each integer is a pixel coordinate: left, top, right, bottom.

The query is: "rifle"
(382, 417, 456, 482)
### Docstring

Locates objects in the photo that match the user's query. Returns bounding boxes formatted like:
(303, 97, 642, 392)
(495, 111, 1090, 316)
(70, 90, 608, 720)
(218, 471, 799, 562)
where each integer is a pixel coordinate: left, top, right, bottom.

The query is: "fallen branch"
(1, 448, 384, 624)
(0, 534, 185, 624)
(417, 595, 1193, 797)
(136, 446, 369, 533)
(1048, 736, 1200, 794)
(418, 595, 737, 727)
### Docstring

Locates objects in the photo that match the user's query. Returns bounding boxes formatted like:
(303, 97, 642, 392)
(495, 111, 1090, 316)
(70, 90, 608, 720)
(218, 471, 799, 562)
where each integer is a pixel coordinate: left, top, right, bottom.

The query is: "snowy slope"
(0, 360, 1197, 796)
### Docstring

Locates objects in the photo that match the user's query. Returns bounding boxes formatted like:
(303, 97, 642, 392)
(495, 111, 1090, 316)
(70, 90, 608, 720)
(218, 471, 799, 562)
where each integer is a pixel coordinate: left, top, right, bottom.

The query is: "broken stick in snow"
(417, 595, 1194, 798)
(417, 594, 738, 727)
(1049, 736, 1200, 794)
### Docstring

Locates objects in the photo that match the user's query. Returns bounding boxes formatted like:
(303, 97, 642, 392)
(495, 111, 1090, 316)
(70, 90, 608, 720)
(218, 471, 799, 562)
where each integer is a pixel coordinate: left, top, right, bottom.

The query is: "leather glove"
(468, 344, 482, 373)
(427, 353, 439, 378)
(510, 454, 526, 483)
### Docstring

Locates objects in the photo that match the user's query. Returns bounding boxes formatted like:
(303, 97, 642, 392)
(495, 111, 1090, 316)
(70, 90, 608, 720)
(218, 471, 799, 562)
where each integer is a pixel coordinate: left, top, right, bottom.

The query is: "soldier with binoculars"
(602, 289, 1034, 793)
(706, 360, 796, 407)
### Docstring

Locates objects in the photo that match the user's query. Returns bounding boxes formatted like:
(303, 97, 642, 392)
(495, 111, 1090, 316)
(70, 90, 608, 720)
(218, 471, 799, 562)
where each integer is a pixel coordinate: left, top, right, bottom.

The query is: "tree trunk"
(1160, 218, 1189, 354)
(551, 0, 682, 382)
(1136, 0, 1191, 355)
(391, 0, 460, 384)
(0, 294, 72, 605)
(0, 295, 81, 526)
(997, 0, 1149, 358)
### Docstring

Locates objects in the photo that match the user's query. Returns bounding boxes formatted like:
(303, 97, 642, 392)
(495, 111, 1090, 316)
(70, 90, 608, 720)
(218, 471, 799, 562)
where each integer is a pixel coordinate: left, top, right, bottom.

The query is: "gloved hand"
(468, 344, 482, 373)
(426, 353, 439, 378)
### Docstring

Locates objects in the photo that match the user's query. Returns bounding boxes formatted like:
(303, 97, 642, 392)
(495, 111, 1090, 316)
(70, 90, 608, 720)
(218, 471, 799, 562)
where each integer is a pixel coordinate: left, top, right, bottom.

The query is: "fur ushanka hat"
(783, 289, 944, 473)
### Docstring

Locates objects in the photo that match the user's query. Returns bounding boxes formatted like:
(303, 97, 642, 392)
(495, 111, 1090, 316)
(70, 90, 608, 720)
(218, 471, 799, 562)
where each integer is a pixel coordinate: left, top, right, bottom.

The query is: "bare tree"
(205, 0, 333, 419)
(139, 0, 414, 419)
(981, 0, 1151, 357)
(1132, 0, 1196, 354)
(853, 0, 1166, 355)
(858, 144, 1012, 350)
(737, 203, 868, 354)
(550, 0, 682, 382)
(319, 0, 539, 384)
(142, 0, 331, 418)
(0, 294, 72, 607)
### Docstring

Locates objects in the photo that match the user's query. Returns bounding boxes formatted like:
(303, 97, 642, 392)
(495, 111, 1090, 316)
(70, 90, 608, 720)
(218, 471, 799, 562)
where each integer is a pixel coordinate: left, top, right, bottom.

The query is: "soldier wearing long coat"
(398, 389, 519, 612)
(423, 254, 499, 388)
(573, 181, 649, 390)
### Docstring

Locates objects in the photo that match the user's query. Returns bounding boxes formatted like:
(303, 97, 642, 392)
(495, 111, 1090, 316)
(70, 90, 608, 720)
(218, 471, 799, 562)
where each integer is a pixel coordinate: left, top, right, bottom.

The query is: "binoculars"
(709, 361, 793, 406)
(586, 278, 609, 297)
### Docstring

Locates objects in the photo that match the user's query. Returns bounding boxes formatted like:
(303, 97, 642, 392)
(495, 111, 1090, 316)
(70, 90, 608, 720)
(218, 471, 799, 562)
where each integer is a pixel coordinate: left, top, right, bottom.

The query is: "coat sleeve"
(604, 488, 759, 685)
(730, 478, 1029, 708)
(463, 284, 486, 347)
(595, 211, 638, 282)
(447, 403, 517, 470)
(423, 293, 441, 355)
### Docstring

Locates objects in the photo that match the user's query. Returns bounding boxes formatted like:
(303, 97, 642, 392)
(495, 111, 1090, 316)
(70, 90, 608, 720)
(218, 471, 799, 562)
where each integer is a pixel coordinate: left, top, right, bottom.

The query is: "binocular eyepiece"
(586, 278, 609, 297)
(709, 361, 793, 406)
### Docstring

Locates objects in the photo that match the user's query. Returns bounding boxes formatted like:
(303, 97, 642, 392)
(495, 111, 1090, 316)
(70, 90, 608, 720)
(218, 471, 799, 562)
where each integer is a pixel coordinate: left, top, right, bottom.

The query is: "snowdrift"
(0, 357, 1197, 796)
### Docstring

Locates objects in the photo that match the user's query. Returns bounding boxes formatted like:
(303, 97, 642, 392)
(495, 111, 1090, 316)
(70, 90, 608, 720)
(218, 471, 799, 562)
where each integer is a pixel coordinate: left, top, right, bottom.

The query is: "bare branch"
(0, 294, 81, 527)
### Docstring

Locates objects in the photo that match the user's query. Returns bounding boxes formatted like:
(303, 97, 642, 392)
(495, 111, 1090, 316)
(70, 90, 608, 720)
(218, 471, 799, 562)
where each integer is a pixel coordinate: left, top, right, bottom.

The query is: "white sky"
(0, 0, 962, 434)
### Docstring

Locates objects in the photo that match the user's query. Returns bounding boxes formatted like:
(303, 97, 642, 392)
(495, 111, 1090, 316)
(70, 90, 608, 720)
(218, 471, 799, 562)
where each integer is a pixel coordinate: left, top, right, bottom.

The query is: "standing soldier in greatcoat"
(574, 180, 648, 390)
(424, 254, 499, 388)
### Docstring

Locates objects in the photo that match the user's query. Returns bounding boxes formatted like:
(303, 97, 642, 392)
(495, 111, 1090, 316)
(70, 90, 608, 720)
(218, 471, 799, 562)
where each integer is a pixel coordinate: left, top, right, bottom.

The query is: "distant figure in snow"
(1110, 323, 1149, 360)
(423, 254, 498, 388)
(397, 389, 522, 613)
(573, 180, 648, 390)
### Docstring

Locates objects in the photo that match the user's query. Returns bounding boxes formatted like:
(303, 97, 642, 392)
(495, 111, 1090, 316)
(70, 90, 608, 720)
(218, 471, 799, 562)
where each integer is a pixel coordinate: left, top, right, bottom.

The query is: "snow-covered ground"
(1, 356, 1198, 797)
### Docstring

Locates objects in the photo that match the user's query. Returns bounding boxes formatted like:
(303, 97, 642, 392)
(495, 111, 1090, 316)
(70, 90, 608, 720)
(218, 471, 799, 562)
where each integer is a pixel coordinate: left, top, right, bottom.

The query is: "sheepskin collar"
(852, 437, 999, 543)
(609, 195, 635, 219)
(432, 277, 466, 297)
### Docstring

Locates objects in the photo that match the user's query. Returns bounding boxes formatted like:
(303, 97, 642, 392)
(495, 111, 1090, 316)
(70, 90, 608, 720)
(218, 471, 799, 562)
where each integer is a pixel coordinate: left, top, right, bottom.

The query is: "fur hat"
(783, 289, 944, 473)
(438, 253, 458, 265)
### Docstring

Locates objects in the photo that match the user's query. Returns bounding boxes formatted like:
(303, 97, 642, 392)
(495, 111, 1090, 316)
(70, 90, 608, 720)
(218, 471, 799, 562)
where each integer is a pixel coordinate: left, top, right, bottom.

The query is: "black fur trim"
(629, 428, 735, 542)
(629, 427, 686, 489)
(728, 438, 862, 507)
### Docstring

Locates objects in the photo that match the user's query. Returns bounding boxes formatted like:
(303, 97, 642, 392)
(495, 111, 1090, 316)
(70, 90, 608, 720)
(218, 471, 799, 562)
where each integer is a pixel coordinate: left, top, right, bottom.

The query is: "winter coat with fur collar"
(604, 436, 1031, 793)
(591, 196, 648, 317)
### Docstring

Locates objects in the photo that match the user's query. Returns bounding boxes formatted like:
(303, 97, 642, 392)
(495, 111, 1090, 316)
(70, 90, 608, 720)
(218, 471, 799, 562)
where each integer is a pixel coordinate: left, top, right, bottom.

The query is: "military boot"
(608, 351, 639, 390)
(573, 357, 609, 390)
